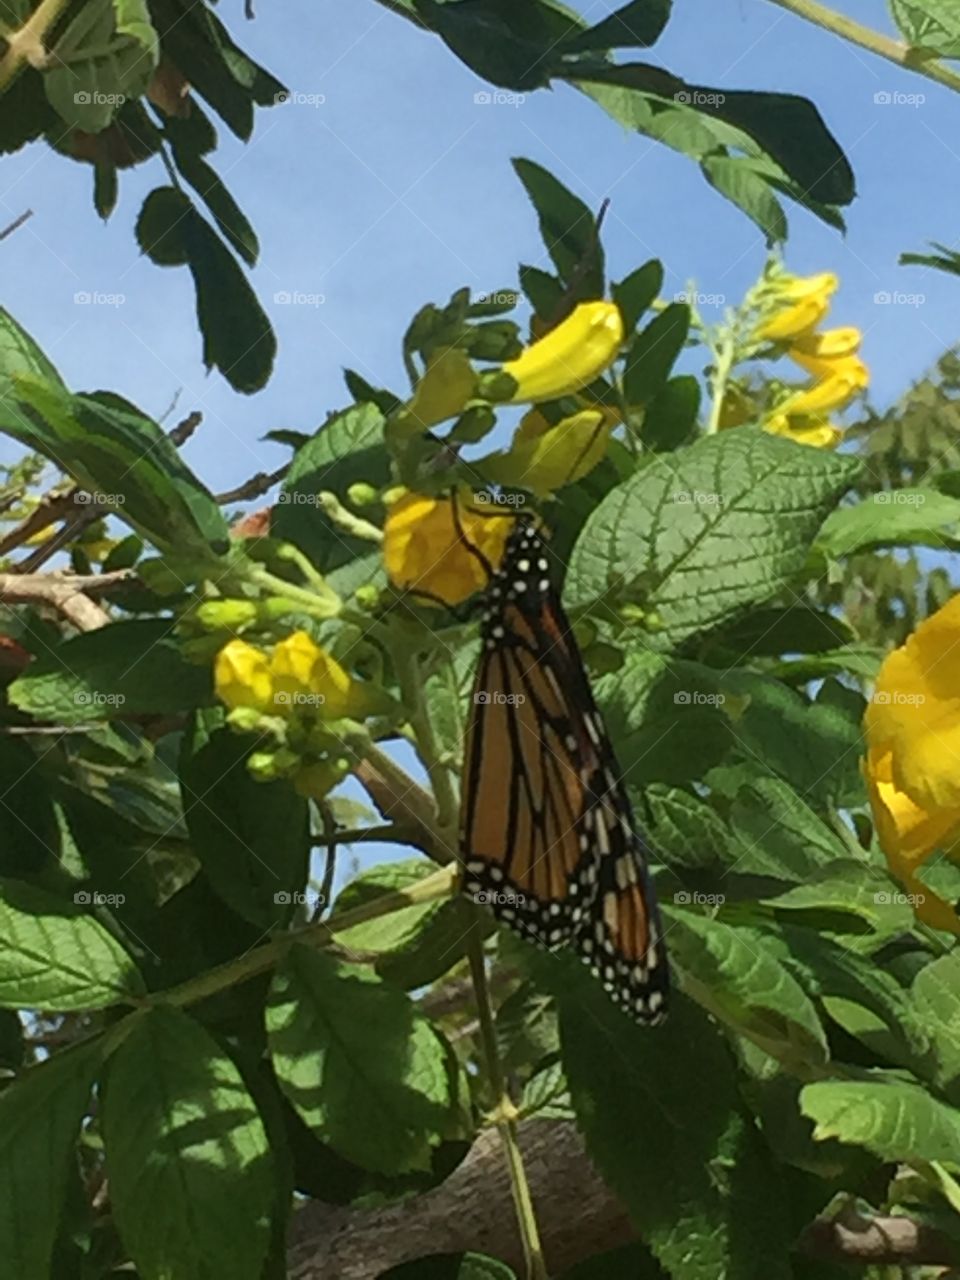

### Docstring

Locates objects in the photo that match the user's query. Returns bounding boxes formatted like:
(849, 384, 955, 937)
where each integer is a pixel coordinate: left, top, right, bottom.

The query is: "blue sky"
(3, 0, 960, 500)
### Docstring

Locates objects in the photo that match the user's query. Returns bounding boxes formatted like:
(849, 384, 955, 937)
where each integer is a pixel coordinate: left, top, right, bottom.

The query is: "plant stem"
(467, 933, 548, 1280)
(0, 0, 71, 92)
(246, 565, 341, 618)
(763, 0, 960, 95)
(154, 861, 459, 1010)
(396, 649, 459, 850)
(704, 328, 736, 435)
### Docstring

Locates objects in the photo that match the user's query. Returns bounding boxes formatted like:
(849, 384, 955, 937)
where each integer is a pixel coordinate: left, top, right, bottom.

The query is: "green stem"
(396, 649, 459, 850)
(763, 0, 960, 95)
(467, 933, 547, 1280)
(704, 328, 736, 435)
(155, 862, 458, 1010)
(246, 565, 340, 618)
(0, 0, 70, 92)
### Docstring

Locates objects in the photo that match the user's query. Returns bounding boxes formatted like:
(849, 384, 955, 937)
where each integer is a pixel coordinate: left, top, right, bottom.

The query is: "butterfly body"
(460, 519, 669, 1024)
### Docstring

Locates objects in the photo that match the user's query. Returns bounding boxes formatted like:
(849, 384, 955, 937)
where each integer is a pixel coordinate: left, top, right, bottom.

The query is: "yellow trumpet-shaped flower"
(483, 409, 611, 497)
(863, 595, 960, 935)
(383, 489, 514, 606)
(754, 272, 838, 342)
(498, 301, 623, 403)
(214, 639, 274, 713)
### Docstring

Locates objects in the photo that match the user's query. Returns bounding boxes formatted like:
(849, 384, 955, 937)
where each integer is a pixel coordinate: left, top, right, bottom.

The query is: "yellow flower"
(498, 301, 623, 403)
(776, 358, 869, 417)
(789, 326, 861, 367)
(404, 347, 477, 431)
(863, 595, 960, 934)
(763, 413, 841, 450)
(383, 489, 514, 606)
(754, 272, 838, 342)
(272, 630, 376, 719)
(482, 409, 611, 497)
(215, 639, 274, 713)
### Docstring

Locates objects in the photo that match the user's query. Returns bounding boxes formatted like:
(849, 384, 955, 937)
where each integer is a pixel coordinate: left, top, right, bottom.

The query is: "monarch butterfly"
(459, 514, 669, 1024)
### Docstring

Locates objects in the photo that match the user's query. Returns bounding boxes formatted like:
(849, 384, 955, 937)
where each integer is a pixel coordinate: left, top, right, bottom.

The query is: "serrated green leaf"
(727, 775, 848, 881)
(566, 429, 860, 647)
(333, 860, 480, 990)
(102, 1006, 273, 1280)
(273, 403, 387, 573)
(802, 1077, 960, 1164)
(9, 619, 212, 724)
(763, 861, 916, 946)
(891, 0, 960, 54)
(267, 945, 464, 1174)
(0, 1039, 102, 1279)
(666, 907, 828, 1069)
(914, 953, 960, 1096)
(644, 784, 734, 870)
(0, 877, 144, 1009)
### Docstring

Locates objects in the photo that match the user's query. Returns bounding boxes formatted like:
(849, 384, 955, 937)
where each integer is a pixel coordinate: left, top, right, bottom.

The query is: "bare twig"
(0, 488, 76, 557)
(216, 464, 288, 506)
(0, 569, 133, 630)
(168, 410, 202, 446)
(0, 209, 33, 241)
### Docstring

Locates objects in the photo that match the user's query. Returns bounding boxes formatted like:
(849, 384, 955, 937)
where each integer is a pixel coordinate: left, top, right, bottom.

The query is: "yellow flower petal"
(214, 639, 274, 713)
(383, 489, 514, 606)
(777, 360, 869, 416)
(484, 409, 610, 497)
(763, 414, 841, 450)
(499, 301, 623, 403)
(755, 272, 838, 343)
(789, 326, 862, 360)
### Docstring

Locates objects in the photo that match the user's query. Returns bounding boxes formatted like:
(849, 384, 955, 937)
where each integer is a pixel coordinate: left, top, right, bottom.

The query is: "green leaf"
(727, 775, 849, 881)
(102, 1006, 273, 1280)
(136, 186, 275, 393)
(43, 0, 159, 132)
(641, 373, 700, 450)
(802, 1077, 960, 1164)
(817, 489, 960, 554)
(518, 264, 565, 321)
(891, 0, 960, 55)
(644, 783, 734, 870)
(267, 945, 464, 1174)
(763, 861, 916, 947)
(0, 306, 66, 387)
(0, 877, 144, 1009)
(513, 158, 604, 296)
(0, 737, 61, 876)
(169, 145, 259, 266)
(562, 0, 672, 51)
(272, 403, 388, 573)
(559, 1244, 663, 1279)
(901, 240, 960, 276)
(612, 259, 663, 334)
(914, 953, 960, 1095)
(622, 302, 689, 406)
(413, 0, 571, 91)
(566, 429, 860, 648)
(665, 907, 829, 1070)
(333, 860, 483, 990)
(9, 619, 212, 724)
(179, 712, 310, 931)
(0, 1039, 102, 1279)
(1, 377, 230, 559)
(707, 604, 856, 658)
(560, 992, 794, 1279)
(702, 154, 787, 245)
